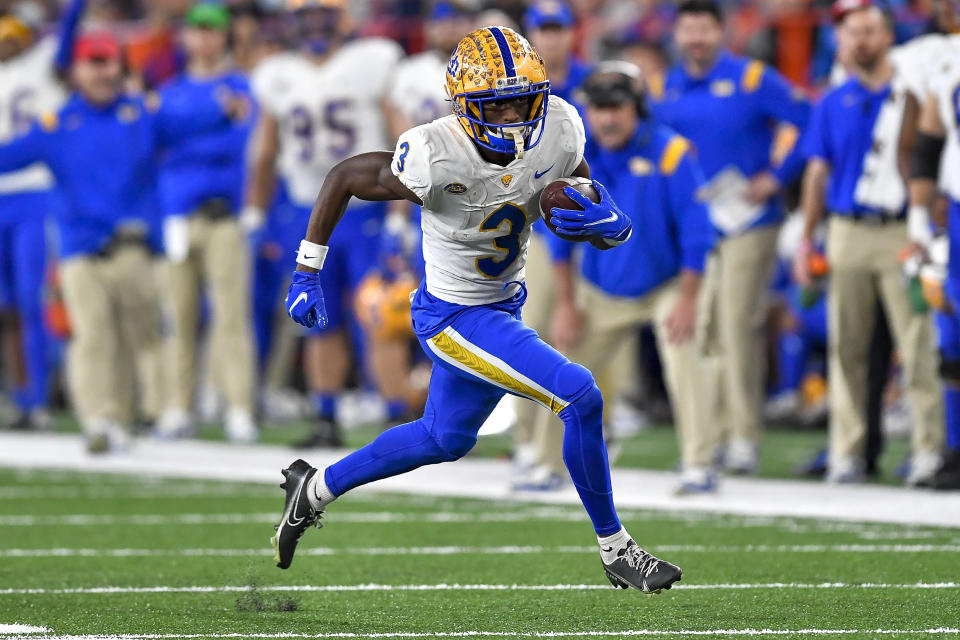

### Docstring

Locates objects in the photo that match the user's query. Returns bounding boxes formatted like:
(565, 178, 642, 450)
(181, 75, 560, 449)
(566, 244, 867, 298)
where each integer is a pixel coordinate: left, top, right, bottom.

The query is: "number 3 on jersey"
(475, 203, 527, 279)
(396, 142, 410, 173)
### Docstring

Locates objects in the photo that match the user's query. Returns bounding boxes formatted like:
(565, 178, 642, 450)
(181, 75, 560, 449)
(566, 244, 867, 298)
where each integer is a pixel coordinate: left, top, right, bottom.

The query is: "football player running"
(246, 0, 402, 446)
(273, 26, 683, 594)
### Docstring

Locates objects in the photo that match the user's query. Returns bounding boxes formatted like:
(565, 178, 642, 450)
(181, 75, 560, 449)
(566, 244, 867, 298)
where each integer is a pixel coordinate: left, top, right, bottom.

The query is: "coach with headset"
(544, 62, 718, 494)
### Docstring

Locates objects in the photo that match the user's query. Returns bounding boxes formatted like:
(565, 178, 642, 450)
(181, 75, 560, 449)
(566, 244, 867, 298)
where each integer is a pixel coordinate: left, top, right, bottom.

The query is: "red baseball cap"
(73, 31, 121, 62)
(832, 0, 874, 23)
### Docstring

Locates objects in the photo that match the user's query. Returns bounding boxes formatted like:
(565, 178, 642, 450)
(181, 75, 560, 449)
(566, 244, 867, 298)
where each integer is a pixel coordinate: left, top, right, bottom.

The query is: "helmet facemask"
(454, 77, 550, 159)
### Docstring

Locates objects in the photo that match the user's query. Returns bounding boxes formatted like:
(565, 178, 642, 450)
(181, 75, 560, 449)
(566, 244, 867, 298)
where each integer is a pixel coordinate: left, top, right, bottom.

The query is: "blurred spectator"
(246, 0, 402, 447)
(154, 2, 258, 443)
(795, 4, 943, 485)
(543, 63, 717, 494)
(0, 31, 236, 451)
(0, 0, 83, 430)
(652, 0, 810, 475)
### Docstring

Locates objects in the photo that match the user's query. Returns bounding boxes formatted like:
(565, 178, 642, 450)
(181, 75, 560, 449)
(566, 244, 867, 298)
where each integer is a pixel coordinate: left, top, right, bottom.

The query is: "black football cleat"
(271, 459, 323, 569)
(602, 539, 682, 594)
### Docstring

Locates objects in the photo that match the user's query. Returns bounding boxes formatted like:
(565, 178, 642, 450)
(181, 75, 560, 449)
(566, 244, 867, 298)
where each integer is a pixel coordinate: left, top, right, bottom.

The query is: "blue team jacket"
(0, 92, 232, 258)
(157, 71, 255, 216)
(651, 52, 810, 233)
(548, 121, 716, 299)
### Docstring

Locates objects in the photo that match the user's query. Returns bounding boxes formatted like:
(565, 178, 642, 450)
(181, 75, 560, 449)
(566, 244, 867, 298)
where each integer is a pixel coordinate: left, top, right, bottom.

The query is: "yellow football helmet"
(354, 273, 417, 341)
(0, 16, 32, 47)
(445, 26, 550, 157)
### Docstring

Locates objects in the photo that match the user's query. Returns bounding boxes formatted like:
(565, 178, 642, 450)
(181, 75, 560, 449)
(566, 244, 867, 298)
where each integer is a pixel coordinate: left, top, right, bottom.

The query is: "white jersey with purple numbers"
(387, 50, 449, 127)
(0, 37, 66, 194)
(251, 38, 403, 207)
(927, 35, 960, 203)
(391, 95, 585, 306)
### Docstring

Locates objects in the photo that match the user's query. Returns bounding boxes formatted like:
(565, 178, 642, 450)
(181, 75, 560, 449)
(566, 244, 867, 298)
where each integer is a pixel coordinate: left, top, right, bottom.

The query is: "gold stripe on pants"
(826, 217, 943, 462)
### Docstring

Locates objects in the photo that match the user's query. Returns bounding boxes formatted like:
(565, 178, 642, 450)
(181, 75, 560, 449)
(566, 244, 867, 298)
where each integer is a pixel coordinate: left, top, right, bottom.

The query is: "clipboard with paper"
(698, 166, 765, 235)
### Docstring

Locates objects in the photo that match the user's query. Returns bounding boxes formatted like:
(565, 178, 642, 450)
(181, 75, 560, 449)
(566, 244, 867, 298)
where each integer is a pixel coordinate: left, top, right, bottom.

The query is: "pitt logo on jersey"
(500, 175, 514, 188)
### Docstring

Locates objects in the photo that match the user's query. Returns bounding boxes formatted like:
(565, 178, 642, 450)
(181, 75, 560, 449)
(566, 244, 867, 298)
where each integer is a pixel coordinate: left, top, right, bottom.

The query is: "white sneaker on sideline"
(906, 451, 942, 487)
(225, 408, 258, 444)
(154, 409, 194, 441)
(825, 455, 863, 484)
(723, 438, 758, 475)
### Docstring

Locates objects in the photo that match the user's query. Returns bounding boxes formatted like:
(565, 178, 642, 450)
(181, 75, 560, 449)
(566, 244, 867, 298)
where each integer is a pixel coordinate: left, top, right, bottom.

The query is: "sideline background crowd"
(1, 0, 958, 494)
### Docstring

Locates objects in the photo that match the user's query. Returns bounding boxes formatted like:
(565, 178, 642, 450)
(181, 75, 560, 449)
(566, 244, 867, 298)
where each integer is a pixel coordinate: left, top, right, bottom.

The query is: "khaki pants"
(60, 245, 164, 431)
(700, 226, 779, 447)
(537, 278, 715, 468)
(164, 215, 255, 413)
(826, 217, 943, 461)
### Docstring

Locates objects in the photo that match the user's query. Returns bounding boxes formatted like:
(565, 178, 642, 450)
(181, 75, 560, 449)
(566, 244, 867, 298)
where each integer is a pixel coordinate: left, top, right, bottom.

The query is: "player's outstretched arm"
(299, 152, 421, 267)
(285, 152, 422, 329)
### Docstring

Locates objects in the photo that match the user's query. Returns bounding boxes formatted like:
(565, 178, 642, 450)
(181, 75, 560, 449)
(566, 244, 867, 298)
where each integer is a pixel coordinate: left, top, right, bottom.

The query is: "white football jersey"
(391, 95, 585, 305)
(0, 37, 66, 194)
(927, 38, 960, 202)
(386, 50, 449, 127)
(251, 38, 403, 207)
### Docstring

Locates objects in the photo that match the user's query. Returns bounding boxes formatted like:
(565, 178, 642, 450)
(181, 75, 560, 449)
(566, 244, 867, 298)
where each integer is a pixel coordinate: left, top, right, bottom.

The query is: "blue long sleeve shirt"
(651, 52, 810, 233)
(802, 77, 909, 217)
(157, 71, 255, 216)
(0, 92, 232, 258)
(547, 121, 716, 299)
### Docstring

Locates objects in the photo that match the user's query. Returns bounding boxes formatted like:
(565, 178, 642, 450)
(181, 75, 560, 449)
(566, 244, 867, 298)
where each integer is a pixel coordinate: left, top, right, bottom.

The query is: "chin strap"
(506, 127, 526, 159)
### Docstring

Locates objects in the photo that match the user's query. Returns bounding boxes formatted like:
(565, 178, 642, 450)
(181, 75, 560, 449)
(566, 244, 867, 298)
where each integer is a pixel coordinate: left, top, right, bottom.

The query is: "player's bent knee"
(433, 431, 477, 461)
(554, 362, 603, 424)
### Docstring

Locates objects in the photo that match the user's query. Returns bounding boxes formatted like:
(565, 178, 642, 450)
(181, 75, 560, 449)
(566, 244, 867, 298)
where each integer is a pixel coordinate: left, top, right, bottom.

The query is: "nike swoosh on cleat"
(288, 292, 309, 312)
(284, 477, 308, 527)
(534, 164, 555, 179)
(584, 213, 618, 227)
(601, 546, 613, 552)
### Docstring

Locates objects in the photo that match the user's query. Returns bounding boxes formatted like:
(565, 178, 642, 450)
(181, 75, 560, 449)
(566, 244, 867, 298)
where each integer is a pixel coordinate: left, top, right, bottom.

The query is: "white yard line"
(2, 544, 959, 559)
(1, 582, 958, 596)
(0, 624, 50, 634)
(11, 630, 960, 639)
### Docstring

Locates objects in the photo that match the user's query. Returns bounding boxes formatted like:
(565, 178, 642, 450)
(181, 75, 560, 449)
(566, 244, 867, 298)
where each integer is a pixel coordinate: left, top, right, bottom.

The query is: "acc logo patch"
(444, 182, 468, 194)
(629, 157, 653, 176)
(710, 80, 735, 97)
(500, 174, 514, 188)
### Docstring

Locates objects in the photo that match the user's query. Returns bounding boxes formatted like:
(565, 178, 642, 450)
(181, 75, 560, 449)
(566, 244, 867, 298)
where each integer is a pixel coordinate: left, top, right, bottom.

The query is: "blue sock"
(385, 399, 408, 421)
(945, 387, 960, 451)
(312, 393, 337, 421)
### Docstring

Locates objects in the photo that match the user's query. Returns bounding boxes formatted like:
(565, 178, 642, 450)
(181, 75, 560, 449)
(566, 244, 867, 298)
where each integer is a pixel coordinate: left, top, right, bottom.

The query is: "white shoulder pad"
(392, 125, 435, 205)
(250, 52, 300, 116)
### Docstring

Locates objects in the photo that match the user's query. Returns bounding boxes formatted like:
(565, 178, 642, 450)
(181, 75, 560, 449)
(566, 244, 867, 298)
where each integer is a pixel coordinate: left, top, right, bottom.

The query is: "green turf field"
(0, 467, 958, 639)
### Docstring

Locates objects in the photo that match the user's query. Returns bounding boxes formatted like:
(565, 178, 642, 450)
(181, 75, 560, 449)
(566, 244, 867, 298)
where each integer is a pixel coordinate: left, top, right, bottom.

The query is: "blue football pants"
(324, 299, 623, 536)
(0, 192, 50, 411)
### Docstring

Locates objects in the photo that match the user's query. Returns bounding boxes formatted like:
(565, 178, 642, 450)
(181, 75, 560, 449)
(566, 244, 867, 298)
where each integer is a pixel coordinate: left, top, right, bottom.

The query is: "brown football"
(539, 177, 600, 242)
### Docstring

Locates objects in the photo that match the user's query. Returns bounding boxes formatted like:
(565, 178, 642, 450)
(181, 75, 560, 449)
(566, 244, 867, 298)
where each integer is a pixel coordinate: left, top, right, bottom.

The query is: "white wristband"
(297, 239, 329, 270)
(907, 205, 933, 246)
